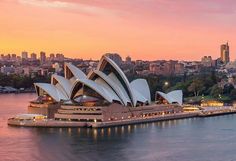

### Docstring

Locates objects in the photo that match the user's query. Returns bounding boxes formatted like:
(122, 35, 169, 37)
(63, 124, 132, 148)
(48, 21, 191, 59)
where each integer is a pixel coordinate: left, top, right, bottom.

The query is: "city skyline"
(1, 0, 236, 60)
(0, 43, 232, 62)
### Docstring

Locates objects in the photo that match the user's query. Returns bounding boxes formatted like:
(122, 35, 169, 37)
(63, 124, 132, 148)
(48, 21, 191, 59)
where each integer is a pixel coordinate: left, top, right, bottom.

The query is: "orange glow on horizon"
(0, 0, 236, 61)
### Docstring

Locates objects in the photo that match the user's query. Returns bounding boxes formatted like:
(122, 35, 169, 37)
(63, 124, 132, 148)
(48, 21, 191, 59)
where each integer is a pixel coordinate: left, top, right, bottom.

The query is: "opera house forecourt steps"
(7, 54, 236, 128)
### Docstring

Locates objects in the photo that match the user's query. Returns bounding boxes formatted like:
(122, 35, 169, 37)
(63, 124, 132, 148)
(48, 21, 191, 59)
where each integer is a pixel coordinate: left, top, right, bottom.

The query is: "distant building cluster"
(149, 60, 184, 76)
(0, 42, 235, 80)
(0, 51, 64, 63)
(198, 42, 230, 68)
(0, 51, 65, 76)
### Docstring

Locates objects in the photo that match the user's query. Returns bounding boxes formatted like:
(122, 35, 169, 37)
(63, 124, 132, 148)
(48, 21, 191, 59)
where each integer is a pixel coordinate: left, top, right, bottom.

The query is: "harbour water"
(1, 93, 236, 161)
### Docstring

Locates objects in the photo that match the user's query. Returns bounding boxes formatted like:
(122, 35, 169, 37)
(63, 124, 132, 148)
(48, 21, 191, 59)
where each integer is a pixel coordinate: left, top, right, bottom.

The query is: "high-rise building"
(220, 42, 230, 64)
(31, 53, 37, 60)
(125, 56, 132, 64)
(11, 54, 17, 60)
(6, 54, 11, 60)
(40, 51, 46, 63)
(49, 53, 55, 60)
(201, 56, 213, 67)
(55, 53, 64, 61)
(21, 51, 28, 60)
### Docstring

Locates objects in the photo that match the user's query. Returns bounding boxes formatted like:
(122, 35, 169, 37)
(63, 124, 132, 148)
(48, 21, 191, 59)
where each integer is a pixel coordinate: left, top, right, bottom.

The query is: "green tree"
(230, 89, 236, 101)
(223, 84, 234, 95)
(188, 79, 205, 97)
(210, 85, 223, 98)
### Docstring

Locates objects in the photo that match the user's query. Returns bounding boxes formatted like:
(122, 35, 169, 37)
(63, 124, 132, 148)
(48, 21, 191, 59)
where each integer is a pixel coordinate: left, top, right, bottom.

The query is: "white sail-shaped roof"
(33, 55, 152, 107)
(132, 88, 148, 104)
(64, 63, 86, 81)
(97, 55, 136, 106)
(88, 70, 131, 106)
(156, 90, 183, 105)
(34, 83, 68, 102)
(94, 77, 123, 104)
(51, 74, 72, 98)
(107, 73, 132, 105)
(130, 79, 151, 104)
(70, 78, 122, 103)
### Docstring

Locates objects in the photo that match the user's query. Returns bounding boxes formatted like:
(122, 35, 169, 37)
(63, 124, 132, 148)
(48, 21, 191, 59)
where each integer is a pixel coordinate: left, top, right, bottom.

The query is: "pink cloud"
(17, 0, 119, 17)
(1, 0, 236, 60)
(37, 0, 236, 14)
(14, 0, 236, 24)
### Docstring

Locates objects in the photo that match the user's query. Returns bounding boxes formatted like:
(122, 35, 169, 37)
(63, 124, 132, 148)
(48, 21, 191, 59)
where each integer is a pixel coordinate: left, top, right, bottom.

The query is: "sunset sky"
(0, 0, 236, 61)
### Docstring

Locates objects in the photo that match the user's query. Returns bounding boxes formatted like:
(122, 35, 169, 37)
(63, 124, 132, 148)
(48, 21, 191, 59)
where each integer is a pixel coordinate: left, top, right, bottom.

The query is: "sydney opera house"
(155, 90, 183, 105)
(26, 55, 184, 127)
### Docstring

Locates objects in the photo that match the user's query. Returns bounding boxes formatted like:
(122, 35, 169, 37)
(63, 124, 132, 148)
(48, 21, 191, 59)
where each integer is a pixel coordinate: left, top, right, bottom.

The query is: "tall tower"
(31, 53, 37, 60)
(40, 51, 46, 64)
(21, 51, 28, 60)
(220, 42, 230, 64)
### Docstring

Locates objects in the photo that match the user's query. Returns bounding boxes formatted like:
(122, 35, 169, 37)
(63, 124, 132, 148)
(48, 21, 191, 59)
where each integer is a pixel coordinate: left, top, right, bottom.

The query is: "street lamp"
(219, 94, 222, 99)
(163, 81, 169, 93)
(164, 81, 169, 86)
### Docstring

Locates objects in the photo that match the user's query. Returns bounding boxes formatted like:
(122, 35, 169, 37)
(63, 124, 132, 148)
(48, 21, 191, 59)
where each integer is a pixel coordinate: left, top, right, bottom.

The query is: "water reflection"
(2, 94, 236, 161)
(30, 119, 200, 141)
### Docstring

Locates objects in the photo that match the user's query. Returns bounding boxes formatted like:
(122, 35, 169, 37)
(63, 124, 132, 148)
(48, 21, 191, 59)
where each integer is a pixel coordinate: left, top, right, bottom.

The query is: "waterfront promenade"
(8, 106, 236, 128)
(199, 106, 236, 117)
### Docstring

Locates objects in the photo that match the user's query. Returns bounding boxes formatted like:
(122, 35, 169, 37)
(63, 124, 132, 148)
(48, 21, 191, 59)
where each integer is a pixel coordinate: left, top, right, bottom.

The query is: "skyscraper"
(40, 51, 46, 63)
(55, 53, 64, 61)
(21, 51, 28, 60)
(220, 42, 230, 64)
(49, 53, 55, 61)
(125, 56, 132, 64)
(31, 53, 37, 60)
(11, 54, 16, 61)
(201, 56, 213, 67)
